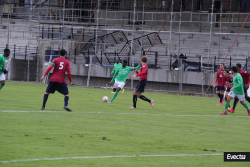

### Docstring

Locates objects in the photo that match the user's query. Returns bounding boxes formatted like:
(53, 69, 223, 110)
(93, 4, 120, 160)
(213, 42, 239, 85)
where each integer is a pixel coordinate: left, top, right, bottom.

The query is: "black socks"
(133, 95, 137, 108)
(233, 98, 239, 110)
(64, 96, 69, 107)
(139, 95, 151, 103)
(42, 94, 48, 108)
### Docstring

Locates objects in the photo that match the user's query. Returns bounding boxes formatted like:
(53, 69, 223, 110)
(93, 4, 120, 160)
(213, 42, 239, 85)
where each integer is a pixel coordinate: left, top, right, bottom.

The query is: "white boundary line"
(0, 153, 223, 164)
(2, 110, 250, 117)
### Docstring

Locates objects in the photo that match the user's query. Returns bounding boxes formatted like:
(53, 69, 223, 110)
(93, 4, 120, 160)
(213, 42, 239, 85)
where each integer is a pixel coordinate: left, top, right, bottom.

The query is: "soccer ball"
(102, 96, 109, 102)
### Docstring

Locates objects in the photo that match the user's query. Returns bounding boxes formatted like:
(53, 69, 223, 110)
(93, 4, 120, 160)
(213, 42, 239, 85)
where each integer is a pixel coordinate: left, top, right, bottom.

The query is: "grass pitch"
(0, 81, 250, 166)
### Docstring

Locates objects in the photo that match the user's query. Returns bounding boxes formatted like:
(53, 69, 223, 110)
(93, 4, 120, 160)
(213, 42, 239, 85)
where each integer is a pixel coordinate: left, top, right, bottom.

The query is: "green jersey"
(111, 63, 142, 83)
(232, 73, 244, 95)
(0, 54, 6, 75)
(111, 62, 122, 74)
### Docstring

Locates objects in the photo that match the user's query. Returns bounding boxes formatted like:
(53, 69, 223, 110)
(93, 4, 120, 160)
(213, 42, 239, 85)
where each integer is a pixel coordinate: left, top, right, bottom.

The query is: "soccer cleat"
(64, 106, 72, 112)
(222, 98, 225, 103)
(129, 106, 135, 109)
(228, 107, 234, 113)
(111, 92, 115, 93)
(41, 107, 45, 110)
(221, 110, 228, 115)
(217, 102, 222, 105)
(108, 101, 112, 103)
(248, 109, 250, 116)
(121, 89, 125, 93)
(150, 100, 154, 108)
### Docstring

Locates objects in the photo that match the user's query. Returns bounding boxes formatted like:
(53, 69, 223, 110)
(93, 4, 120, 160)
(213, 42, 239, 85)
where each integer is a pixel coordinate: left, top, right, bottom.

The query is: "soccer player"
(110, 59, 123, 93)
(0, 49, 10, 90)
(108, 59, 141, 103)
(224, 70, 233, 101)
(130, 56, 154, 109)
(41, 49, 72, 112)
(221, 66, 250, 115)
(111, 59, 121, 76)
(214, 63, 225, 105)
(236, 63, 250, 103)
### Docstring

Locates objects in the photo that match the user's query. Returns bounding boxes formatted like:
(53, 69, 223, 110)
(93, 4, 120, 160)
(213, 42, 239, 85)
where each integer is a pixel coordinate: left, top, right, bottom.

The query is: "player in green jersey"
(108, 59, 141, 103)
(221, 66, 250, 115)
(111, 59, 122, 76)
(0, 49, 10, 90)
(110, 59, 124, 93)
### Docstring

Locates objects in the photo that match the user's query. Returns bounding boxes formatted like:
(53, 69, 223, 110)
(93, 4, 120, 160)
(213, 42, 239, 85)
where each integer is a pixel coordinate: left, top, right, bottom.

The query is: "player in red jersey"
(130, 56, 154, 109)
(41, 49, 72, 112)
(236, 63, 250, 102)
(223, 69, 237, 113)
(214, 63, 225, 105)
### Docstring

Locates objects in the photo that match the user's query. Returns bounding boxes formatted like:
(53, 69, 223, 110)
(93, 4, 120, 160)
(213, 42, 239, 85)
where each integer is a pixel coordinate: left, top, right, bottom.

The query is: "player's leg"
(57, 83, 72, 112)
(230, 97, 239, 113)
(219, 88, 225, 103)
(130, 90, 138, 109)
(109, 87, 122, 103)
(131, 81, 141, 109)
(238, 95, 250, 115)
(137, 80, 154, 108)
(42, 92, 49, 110)
(0, 73, 6, 90)
(221, 91, 233, 115)
(41, 81, 56, 110)
(63, 94, 72, 112)
(0, 80, 5, 90)
(216, 87, 221, 105)
(112, 80, 118, 93)
(243, 86, 250, 103)
(225, 87, 232, 110)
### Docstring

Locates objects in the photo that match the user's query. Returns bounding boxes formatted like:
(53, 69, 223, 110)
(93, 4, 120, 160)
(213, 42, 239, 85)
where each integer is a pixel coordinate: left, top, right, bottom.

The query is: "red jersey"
(224, 75, 233, 84)
(216, 69, 225, 86)
(239, 69, 250, 86)
(50, 57, 71, 83)
(139, 64, 148, 81)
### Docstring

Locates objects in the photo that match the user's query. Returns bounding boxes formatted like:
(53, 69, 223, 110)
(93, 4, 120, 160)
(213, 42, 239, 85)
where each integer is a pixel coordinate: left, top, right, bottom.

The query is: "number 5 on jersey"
(59, 62, 64, 69)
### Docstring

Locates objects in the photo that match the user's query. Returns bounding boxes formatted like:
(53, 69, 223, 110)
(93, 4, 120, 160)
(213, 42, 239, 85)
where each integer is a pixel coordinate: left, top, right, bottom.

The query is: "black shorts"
(135, 80, 147, 92)
(216, 86, 225, 92)
(226, 87, 230, 92)
(46, 81, 69, 95)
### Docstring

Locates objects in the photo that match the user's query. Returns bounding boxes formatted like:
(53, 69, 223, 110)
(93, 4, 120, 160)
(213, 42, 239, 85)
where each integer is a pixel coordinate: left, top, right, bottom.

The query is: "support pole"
(208, 0, 215, 58)
(130, 0, 136, 90)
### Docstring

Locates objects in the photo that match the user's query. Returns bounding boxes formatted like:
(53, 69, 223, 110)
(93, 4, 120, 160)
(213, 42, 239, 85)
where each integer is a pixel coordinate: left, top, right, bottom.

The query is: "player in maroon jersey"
(130, 56, 154, 109)
(236, 64, 250, 102)
(41, 49, 72, 112)
(223, 69, 238, 113)
(214, 63, 226, 105)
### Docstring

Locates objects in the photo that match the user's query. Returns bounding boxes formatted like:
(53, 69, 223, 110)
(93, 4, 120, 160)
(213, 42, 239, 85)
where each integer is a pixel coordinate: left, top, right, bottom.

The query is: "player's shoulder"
(142, 63, 148, 68)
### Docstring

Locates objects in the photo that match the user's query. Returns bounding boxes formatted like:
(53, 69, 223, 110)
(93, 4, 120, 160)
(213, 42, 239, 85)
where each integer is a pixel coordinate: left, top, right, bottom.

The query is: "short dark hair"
(220, 63, 224, 67)
(60, 49, 67, 56)
(122, 59, 127, 64)
(236, 63, 241, 68)
(4, 48, 10, 53)
(231, 66, 237, 73)
(141, 56, 148, 63)
(224, 69, 229, 74)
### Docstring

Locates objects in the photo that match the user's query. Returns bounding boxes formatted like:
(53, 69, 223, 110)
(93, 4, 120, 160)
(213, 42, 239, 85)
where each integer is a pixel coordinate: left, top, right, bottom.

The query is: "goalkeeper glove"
(2, 68, 8, 74)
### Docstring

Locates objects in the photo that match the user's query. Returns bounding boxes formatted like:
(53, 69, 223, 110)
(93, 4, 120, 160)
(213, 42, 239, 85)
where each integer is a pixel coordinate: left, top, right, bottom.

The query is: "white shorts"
(0, 73, 6, 81)
(113, 79, 125, 89)
(228, 91, 245, 102)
